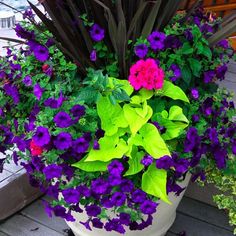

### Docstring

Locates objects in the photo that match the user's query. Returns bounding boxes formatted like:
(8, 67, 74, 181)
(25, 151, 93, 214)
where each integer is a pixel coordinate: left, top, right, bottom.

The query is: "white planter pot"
(66, 174, 191, 236)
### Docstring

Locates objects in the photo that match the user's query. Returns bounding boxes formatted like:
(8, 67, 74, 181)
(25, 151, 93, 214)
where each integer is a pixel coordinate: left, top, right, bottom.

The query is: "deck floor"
(0, 196, 234, 236)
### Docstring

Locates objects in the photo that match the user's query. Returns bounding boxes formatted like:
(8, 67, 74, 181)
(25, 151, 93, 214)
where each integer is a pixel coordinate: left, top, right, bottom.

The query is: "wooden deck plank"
(0, 214, 64, 236)
(169, 212, 233, 236)
(225, 71, 236, 82)
(21, 199, 69, 235)
(166, 232, 176, 236)
(228, 63, 236, 74)
(177, 197, 233, 231)
(0, 232, 8, 236)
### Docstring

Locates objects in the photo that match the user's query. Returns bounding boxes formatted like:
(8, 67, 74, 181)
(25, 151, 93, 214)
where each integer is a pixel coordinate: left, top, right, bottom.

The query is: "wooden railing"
(181, 0, 236, 17)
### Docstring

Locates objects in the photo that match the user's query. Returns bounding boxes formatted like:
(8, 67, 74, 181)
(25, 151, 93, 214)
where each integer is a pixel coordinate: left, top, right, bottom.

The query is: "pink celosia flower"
(128, 58, 164, 90)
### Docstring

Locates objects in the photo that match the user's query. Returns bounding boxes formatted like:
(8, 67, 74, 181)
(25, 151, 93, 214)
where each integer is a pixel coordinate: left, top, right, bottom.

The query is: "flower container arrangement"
(0, 0, 236, 235)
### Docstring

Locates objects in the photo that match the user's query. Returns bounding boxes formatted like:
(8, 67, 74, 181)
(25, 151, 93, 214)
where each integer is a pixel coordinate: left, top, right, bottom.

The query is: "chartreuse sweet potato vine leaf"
(109, 77, 134, 96)
(157, 80, 189, 103)
(125, 147, 144, 176)
(168, 106, 189, 123)
(152, 106, 189, 141)
(142, 164, 170, 204)
(72, 157, 110, 172)
(97, 96, 128, 136)
(123, 101, 153, 135)
(128, 123, 170, 158)
(85, 133, 129, 162)
(139, 123, 170, 158)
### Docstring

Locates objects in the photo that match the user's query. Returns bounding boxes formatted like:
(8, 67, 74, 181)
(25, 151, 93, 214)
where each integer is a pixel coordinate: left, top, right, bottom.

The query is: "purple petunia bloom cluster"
(184, 95, 236, 172)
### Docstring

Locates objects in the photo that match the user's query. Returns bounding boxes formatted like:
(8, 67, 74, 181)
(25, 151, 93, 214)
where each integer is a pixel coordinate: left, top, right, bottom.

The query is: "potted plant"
(0, 0, 236, 235)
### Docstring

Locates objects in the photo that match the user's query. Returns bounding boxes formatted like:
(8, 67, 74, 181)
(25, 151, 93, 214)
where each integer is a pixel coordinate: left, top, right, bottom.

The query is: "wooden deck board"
(169, 212, 233, 236)
(177, 197, 233, 231)
(0, 214, 64, 236)
(21, 199, 68, 235)
(0, 232, 8, 236)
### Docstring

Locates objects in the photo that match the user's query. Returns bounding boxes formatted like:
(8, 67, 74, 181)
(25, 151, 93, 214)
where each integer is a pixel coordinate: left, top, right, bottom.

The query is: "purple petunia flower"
(23, 75, 32, 86)
(174, 159, 190, 173)
(119, 213, 131, 226)
(54, 111, 72, 128)
(213, 145, 227, 169)
(191, 88, 199, 100)
(108, 174, 122, 186)
(232, 141, 236, 155)
(80, 219, 92, 231)
(13, 151, 19, 166)
(192, 114, 200, 123)
(91, 178, 109, 195)
(148, 31, 166, 51)
(92, 218, 104, 229)
(131, 189, 147, 203)
(70, 104, 85, 118)
(111, 192, 126, 206)
(108, 160, 124, 176)
(62, 188, 80, 204)
(54, 132, 72, 150)
(93, 140, 100, 150)
(156, 155, 174, 170)
(23, 9, 34, 19)
(217, 39, 229, 49)
(120, 179, 134, 193)
(165, 35, 182, 49)
(43, 164, 63, 180)
(207, 128, 219, 144)
(77, 185, 91, 197)
(100, 197, 113, 209)
(184, 29, 193, 41)
(15, 23, 35, 40)
(140, 200, 158, 215)
(44, 91, 65, 109)
(203, 70, 215, 83)
(90, 49, 97, 62)
(33, 83, 44, 100)
(216, 64, 227, 80)
(33, 45, 49, 62)
(53, 205, 75, 222)
(85, 205, 101, 217)
(46, 38, 55, 47)
(0, 71, 6, 79)
(134, 44, 148, 58)
(33, 126, 51, 147)
(72, 137, 89, 154)
(141, 155, 153, 167)
(90, 24, 105, 42)
(104, 219, 125, 234)
(201, 97, 213, 116)
(3, 84, 20, 104)
(169, 64, 181, 81)
(191, 171, 206, 182)
(13, 136, 27, 152)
